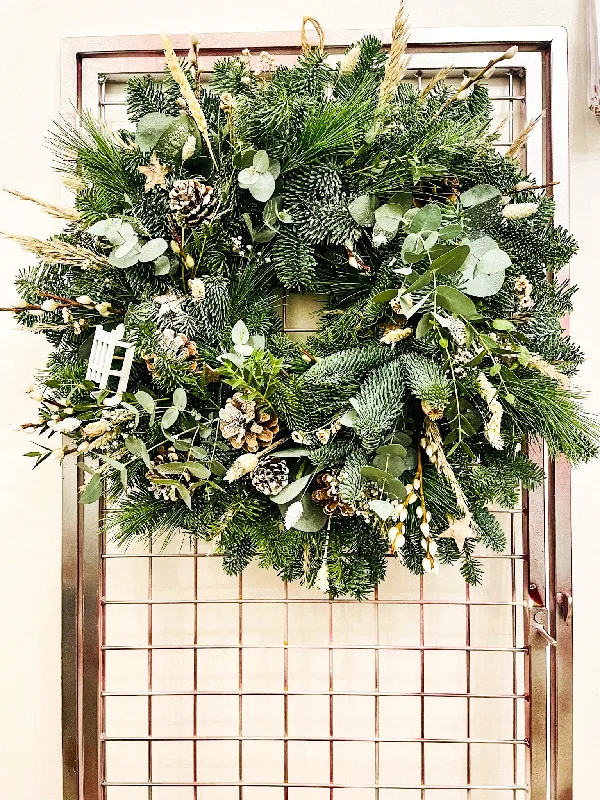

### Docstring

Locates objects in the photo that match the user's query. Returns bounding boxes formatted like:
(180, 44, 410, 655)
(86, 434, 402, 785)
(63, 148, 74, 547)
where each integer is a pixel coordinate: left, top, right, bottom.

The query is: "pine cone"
(219, 392, 279, 452)
(251, 457, 289, 496)
(146, 445, 192, 501)
(169, 179, 216, 226)
(312, 471, 356, 517)
(145, 329, 199, 374)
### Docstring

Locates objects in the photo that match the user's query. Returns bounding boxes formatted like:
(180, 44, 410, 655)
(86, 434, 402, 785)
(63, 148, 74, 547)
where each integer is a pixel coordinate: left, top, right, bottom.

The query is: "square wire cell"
(99, 64, 531, 800)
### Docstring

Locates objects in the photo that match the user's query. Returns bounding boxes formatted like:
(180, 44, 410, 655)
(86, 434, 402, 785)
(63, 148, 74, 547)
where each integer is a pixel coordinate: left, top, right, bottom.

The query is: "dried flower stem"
(379, 1, 410, 105)
(423, 418, 471, 517)
(419, 66, 453, 99)
(2, 187, 81, 222)
(161, 33, 216, 166)
(0, 232, 110, 270)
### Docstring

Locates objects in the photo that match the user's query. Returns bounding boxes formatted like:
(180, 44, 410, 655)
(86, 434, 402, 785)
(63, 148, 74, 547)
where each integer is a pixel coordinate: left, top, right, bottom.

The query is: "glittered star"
(439, 515, 475, 551)
(138, 152, 169, 192)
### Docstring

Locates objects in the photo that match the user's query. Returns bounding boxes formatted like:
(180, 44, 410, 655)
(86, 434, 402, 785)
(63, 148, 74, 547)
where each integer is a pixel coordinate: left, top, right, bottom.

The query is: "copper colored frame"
(60, 26, 573, 800)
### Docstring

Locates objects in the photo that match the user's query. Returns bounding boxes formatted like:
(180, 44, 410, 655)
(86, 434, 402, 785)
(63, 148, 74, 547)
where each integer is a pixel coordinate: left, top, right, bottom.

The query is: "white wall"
(0, 0, 598, 797)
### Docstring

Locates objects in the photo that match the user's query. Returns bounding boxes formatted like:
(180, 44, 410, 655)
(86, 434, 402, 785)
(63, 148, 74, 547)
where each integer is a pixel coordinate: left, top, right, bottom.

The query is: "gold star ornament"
(138, 152, 170, 192)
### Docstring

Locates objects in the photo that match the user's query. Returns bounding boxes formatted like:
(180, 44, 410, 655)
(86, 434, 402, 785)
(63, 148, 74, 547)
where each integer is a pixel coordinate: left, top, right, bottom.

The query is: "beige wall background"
(0, 0, 597, 797)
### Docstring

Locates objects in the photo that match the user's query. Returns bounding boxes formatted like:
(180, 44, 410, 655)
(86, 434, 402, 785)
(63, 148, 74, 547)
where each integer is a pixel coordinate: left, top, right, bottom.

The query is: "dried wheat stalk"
(0, 232, 110, 270)
(419, 66, 453, 99)
(2, 187, 81, 222)
(161, 33, 216, 165)
(379, 1, 411, 105)
(505, 112, 545, 159)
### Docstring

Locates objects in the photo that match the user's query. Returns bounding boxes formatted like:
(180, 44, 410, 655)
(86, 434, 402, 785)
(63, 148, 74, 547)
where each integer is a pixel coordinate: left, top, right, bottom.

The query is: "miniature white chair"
(85, 323, 134, 397)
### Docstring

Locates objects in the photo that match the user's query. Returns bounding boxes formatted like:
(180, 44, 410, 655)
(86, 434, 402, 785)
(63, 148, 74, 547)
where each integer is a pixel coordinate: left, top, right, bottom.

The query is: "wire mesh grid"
(96, 63, 533, 800)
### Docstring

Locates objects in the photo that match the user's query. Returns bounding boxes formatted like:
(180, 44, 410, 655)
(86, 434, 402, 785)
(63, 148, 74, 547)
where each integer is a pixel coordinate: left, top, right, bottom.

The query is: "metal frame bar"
(60, 25, 572, 800)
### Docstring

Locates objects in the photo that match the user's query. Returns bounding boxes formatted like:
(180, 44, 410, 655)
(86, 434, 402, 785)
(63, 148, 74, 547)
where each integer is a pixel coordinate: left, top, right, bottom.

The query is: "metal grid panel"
(60, 33, 572, 800)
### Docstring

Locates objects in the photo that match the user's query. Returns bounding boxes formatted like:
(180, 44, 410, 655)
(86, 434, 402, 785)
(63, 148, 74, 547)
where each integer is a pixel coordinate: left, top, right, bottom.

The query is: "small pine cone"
(169, 179, 216, 227)
(161, 329, 199, 372)
(251, 458, 289, 496)
(219, 392, 279, 452)
(312, 471, 355, 517)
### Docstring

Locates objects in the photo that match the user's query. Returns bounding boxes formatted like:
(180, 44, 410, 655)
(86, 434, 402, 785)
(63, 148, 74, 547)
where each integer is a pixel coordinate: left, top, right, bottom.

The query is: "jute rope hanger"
(300, 16, 325, 54)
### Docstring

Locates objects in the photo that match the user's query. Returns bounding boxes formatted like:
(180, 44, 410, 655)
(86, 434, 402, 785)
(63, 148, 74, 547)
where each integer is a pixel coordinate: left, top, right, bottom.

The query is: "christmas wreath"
(4, 10, 598, 598)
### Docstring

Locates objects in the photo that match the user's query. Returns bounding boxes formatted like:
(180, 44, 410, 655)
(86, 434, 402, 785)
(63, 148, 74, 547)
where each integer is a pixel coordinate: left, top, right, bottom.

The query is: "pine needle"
(0, 232, 110, 270)
(2, 187, 81, 222)
(505, 112, 545, 159)
(379, 1, 411, 105)
(161, 33, 216, 166)
(419, 66, 452, 99)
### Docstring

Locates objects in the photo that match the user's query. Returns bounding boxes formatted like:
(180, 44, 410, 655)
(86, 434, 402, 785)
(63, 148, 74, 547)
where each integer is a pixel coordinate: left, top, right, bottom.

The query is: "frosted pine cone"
(169, 179, 216, 226)
(312, 471, 355, 517)
(219, 392, 279, 452)
(251, 458, 289, 495)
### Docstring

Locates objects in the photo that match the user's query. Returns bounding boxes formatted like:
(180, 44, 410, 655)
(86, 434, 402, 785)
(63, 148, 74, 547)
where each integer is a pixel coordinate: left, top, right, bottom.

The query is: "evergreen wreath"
(4, 10, 598, 598)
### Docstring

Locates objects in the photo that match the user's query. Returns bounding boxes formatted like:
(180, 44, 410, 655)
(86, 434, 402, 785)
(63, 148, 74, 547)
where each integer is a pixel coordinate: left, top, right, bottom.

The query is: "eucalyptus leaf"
(253, 150, 270, 172)
(368, 499, 395, 521)
(250, 171, 276, 202)
(209, 461, 227, 477)
(114, 236, 140, 259)
(374, 203, 404, 233)
(376, 444, 407, 457)
(108, 245, 142, 269)
(460, 184, 501, 208)
(155, 115, 201, 162)
(435, 286, 478, 319)
(176, 483, 192, 509)
(153, 255, 171, 275)
(135, 112, 176, 152)
(162, 406, 179, 429)
(138, 238, 168, 263)
(173, 388, 187, 411)
(416, 313, 434, 339)
(360, 467, 407, 500)
(437, 224, 463, 241)
(80, 473, 103, 504)
(239, 167, 259, 186)
(388, 191, 413, 212)
(135, 391, 156, 414)
(339, 409, 358, 428)
(268, 160, 281, 180)
(281, 494, 327, 532)
(124, 436, 151, 468)
(234, 343, 254, 357)
(492, 319, 516, 331)
(372, 288, 400, 304)
(348, 194, 378, 226)
(372, 454, 410, 476)
(190, 446, 208, 459)
(430, 244, 470, 275)
(410, 204, 442, 233)
(185, 462, 211, 480)
(271, 473, 313, 505)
